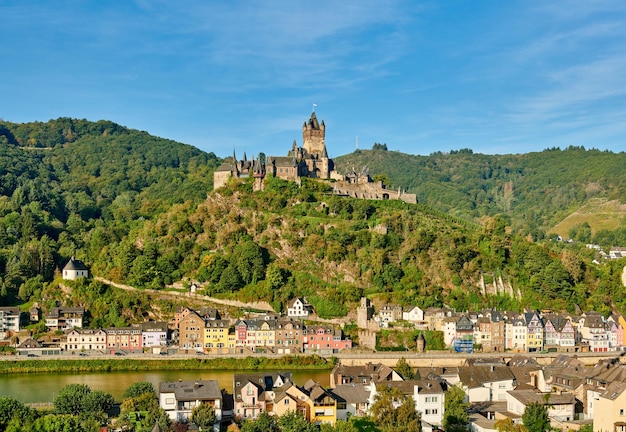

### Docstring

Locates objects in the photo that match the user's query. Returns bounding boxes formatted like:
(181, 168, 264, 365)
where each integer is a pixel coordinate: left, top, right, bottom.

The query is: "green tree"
(0, 397, 34, 429)
(120, 391, 159, 413)
(319, 420, 360, 432)
(443, 385, 469, 432)
(191, 403, 217, 431)
(123, 381, 156, 400)
(82, 390, 114, 414)
(266, 262, 287, 290)
(370, 385, 421, 432)
(235, 241, 268, 284)
(54, 384, 92, 415)
(522, 402, 550, 432)
(217, 264, 243, 292)
(278, 411, 318, 432)
(240, 411, 279, 432)
(394, 357, 415, 380)
(30, 414, 83, 432)
(495, 417, 528, 432)
(53, 384, 113, 418)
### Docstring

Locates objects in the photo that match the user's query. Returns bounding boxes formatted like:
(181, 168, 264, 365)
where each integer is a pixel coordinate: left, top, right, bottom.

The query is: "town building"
(506, 389, 576, 423)
(159, 380, 222, 429)
(232, 372, 293, 420)
(178, 310, 205, 352)
(203, 319, 232, 353)
(454, 315, 474, 353)
(275, 320, 304, 354)
(286, 297, 312, 319)
(105, 326, 143, 353)
(329, 384, 370, 420)
(304, 325, 352, 353)
(330, 363, 402, 388)
(64, 328, 107, 352)
(0, 306, 23, 334)
(45, 307, 85, 331)
(62, 256, 89, 280)
(591, 378, 626, 432)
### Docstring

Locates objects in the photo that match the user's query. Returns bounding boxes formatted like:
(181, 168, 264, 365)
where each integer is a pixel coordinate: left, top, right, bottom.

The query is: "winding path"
(94, 276, 275, 312)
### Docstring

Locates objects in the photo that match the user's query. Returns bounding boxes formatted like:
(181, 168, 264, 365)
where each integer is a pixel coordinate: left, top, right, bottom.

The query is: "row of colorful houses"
(177, 308, 352, 354)
(445, 310, 625, 353)
(368, 301, 626, 353)
(19, 321, 168, 355)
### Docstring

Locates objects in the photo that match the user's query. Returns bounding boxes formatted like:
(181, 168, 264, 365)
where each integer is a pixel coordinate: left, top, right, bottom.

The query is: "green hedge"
(0, 355, 334, 374)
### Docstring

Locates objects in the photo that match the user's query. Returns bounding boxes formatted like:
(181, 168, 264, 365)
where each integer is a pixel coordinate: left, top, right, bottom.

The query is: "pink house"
(305, 325, 352, 352)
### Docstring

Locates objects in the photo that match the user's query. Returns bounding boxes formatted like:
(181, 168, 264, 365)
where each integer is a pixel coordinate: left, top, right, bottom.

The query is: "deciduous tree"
(522, 402, 550, 432)
(191, 403, 217, 431)
(443, 385, 469, 432)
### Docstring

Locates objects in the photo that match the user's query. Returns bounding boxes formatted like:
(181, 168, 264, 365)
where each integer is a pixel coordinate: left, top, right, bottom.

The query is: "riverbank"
(0, 354, 334, 374)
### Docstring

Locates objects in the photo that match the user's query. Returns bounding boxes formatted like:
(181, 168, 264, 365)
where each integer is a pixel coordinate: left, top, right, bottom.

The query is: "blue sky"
(2, 1, 626, 158)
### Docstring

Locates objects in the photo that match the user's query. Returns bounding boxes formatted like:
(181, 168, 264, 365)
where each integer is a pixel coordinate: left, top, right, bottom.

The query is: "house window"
(621, 408, 625, 416)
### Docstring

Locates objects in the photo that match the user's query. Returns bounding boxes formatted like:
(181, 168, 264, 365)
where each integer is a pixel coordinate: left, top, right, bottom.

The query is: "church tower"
(302, 112, 325, 156)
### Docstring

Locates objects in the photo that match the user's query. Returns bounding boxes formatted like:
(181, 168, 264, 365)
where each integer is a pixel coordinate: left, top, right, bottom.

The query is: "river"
(0, 369, 330, 404)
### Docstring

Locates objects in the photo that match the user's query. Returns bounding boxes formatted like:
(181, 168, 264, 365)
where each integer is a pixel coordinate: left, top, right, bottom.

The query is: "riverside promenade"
(2, 349, 622, 368)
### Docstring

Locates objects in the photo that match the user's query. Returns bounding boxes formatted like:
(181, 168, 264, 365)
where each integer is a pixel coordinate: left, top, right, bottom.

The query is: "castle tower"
(357, 297, 374, 329)
(302, 112, 325, 156)
(252, 157, 265, 192)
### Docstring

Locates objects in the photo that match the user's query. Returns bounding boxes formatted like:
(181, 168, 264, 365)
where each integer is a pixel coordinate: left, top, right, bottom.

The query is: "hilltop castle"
(213, 112, 417, 204)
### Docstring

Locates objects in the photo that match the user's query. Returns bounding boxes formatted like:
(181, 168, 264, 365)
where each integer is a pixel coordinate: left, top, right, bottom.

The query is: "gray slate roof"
(329, 384, 370, 404)
(159, 380, 221, 401)
(63, 256, 88, 271)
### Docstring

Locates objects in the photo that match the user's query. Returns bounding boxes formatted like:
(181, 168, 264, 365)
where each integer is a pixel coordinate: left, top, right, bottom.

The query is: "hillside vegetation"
(336, 147, 626, 243)
(0, 118, 219, 320)
(1, 119, 625, 326)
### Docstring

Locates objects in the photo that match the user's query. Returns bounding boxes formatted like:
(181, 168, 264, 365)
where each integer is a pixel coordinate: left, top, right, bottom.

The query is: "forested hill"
(0, 117, 220, 212)
(335, 147, 626, 241)
(0, 118, 220, 302)
(1, 118, 625, 325)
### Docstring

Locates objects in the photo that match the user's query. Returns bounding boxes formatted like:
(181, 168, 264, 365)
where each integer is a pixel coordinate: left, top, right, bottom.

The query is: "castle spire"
(232, 149, 239, 174)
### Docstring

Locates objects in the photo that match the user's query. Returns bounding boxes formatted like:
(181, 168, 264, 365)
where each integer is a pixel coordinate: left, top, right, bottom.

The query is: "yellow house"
(301, 380, 337, 426)
(203, 320, 231, 352)
(525, 312, 544, 352)
(284, 384, 311, 413)
(247, 320, 276, 348)
(228, 330, 237, 350)
(274, 388, 310, 419)
(594, 381, 626, 432)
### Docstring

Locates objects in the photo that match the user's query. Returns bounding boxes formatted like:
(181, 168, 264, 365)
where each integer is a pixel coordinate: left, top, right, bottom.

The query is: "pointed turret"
(302, 112, 325, 156)
(232, 149, 240, 175)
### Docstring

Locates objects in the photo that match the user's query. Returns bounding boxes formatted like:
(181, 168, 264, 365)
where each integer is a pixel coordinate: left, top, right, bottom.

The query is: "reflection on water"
(0, 369, 330, 404)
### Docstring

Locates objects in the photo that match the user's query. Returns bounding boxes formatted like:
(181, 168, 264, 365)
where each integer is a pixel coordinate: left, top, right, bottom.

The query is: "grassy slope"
(550, 198, 626, 238)
(335, 148, 626, 235)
